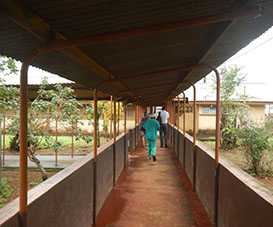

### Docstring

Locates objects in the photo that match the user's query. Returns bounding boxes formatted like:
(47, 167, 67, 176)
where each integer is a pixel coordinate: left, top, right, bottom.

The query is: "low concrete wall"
(0, 156, 94, 227)
(167, 124, 172, 145)
(115, 136, 125, 182)
(184, 135, 194, 183)
(178, 133, 184, 165)
(195, 143, 215, 221)
(96, 145, 114, 215)
(173, 128, 177, 156)
(128, 129, 136, 151)
(172, 127, 273, 227)
(218, 159, 273, 227)
(0, 132, 131, 227)
(175, 128, 180, 157)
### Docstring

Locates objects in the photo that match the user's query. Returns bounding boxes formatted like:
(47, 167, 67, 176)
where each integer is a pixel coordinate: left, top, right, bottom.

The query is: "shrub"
(0, 178, 13, 208)
(222, 126, 238, 150)
(239, 126, 270, 175)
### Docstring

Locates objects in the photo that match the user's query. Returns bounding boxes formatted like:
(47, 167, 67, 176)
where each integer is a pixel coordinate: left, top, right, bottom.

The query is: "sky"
(184, 25, 273, 101)
(2, 25, 273, 101)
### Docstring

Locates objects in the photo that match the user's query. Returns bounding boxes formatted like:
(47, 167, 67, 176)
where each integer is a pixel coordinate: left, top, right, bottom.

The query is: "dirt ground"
(1, 168, 59, 205)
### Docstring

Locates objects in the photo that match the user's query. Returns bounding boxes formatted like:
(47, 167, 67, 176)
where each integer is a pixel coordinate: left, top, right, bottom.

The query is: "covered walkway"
(96, 144, 211, 227)
(1, 1, 273, 227)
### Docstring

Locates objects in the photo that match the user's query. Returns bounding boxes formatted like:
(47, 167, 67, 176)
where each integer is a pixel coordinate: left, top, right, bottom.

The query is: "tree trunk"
(0, 120, 2, 180)
(71, 123, 74, 158)
(97, 127, 100, 147)
(28, 146, 48, 181)
(55, 118, 58, 166)
(2, 114, 5, 166)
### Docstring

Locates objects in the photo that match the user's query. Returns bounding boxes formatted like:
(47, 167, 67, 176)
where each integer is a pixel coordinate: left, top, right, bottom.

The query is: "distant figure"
(159, 106, 169, 147)
(156, 111, 163, 145)
(143, 113, 160, 162)
(139, 111, 148, 147)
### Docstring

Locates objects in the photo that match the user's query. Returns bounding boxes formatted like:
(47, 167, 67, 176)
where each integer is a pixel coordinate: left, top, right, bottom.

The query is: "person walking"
(159, 106, 169, 147)
(156, 111, 164, 147)
(143, 113, 160, 162)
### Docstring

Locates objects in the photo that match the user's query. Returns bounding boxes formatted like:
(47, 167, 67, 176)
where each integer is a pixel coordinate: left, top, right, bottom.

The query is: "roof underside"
(1, 0, 273, 105)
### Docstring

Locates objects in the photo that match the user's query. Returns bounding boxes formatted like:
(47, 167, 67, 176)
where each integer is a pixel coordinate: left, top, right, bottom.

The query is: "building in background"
(175, 100, 272, 134)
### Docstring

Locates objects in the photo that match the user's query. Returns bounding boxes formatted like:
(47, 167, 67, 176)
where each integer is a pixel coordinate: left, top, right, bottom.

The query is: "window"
(201, 105, 216, 114)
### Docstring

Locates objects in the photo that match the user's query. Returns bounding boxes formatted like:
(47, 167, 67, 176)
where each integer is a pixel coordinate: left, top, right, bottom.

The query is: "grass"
(0, 178, 13, 208)
(3, 134, 92, 150)
(3, 134, 110, 155)
(2, 134, 91, 149)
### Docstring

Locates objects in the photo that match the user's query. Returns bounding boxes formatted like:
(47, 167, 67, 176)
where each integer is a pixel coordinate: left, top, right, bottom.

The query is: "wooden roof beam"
(1, 1, 138, 99)
(0, 0, 111, 80)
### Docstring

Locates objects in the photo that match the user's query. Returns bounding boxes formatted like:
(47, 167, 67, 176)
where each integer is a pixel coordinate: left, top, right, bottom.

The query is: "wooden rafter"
(1, 0, 111, 80)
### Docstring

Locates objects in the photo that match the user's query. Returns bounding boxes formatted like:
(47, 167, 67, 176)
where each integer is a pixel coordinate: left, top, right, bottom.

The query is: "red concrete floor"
(96, 145, 212, 227)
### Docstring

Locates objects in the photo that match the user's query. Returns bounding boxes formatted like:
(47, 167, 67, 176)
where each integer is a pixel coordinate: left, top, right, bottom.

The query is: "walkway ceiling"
(0, 0, 273, 105)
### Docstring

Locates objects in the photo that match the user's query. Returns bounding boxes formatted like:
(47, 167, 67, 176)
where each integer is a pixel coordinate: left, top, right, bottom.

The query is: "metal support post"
(192, 84, 197, 191)
(177, 96, 180, 160)
(110, 96, 113, 139)
(182, 92, 186, 168)
(134, 105, 137, 148)
(113, 99, 117, 185)
(117, 101, 120, 135)
(214, 68, 221, 227)
(93, 89, 98, 225)
(124, 103, 127, 168)
(19, 61, 29, 227)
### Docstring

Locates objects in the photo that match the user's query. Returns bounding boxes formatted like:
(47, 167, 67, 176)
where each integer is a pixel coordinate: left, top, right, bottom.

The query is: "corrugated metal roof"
(23, 0, 231, 39)
(0, 0, 273, 105)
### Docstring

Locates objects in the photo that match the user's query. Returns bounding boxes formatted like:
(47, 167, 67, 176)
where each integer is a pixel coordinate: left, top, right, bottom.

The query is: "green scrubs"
(143, 118, 160, 157)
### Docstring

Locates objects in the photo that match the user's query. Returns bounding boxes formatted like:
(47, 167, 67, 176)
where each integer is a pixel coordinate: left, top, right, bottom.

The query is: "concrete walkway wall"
(0, 133, 130, 227)
(170, 125, 273, 227)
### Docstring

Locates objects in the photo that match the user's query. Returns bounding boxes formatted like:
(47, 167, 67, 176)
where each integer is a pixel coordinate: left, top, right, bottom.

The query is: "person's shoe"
(160, 145, 163, 148)
(165, 145, 168, 148)
(152, 156, 156, 162)
(148, 156, 151, 160)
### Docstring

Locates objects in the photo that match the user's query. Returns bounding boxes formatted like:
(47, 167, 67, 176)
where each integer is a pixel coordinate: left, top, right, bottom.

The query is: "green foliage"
(239, 125, 270, 175)
(220, 65, 244, 101)
(7, 77, 84, 153)
(0, 56, 18, 76)
(52, 140, 62, 152)
(221, 127, 238, 150)
(76, 132, 92, 144)
(0, 178, 13, 208)
(264, 116, 273, 135)
(0, 85, 19, 112)
(211, 65, 249, 150)
(0, 56, 19, 117)
(0, 55, 19, 114)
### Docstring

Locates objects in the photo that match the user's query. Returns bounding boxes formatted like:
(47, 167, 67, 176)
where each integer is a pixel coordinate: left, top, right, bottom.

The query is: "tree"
(239, 125, 270, 175)
(211, 65, 249, 150)
(83, 100, 117, 148)
(36, 79, 82, 165)
(0, 56, 18, 180)
(0, 56, 18, 76)
(0, 83, 19, 158)
(8, 78, 83, 178)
